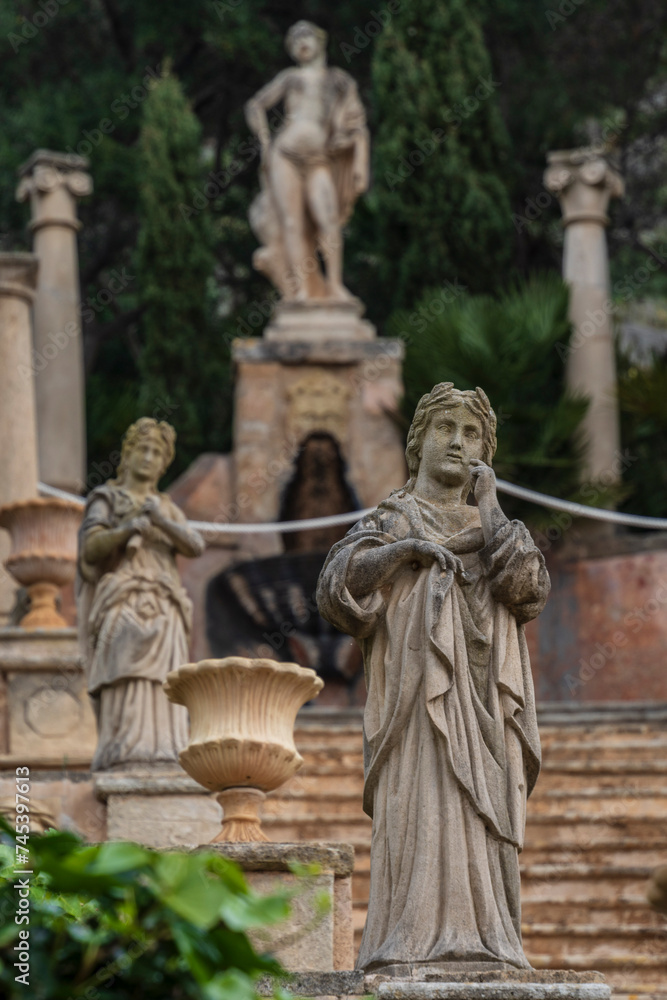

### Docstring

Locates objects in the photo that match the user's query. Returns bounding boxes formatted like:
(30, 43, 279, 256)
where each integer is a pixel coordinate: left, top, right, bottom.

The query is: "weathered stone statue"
(77, 418, 205, 771)
(317, 383, 550, 972)
(245, 20, 369, 302)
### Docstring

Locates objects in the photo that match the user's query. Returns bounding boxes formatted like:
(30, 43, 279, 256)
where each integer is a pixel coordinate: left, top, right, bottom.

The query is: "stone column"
(0, 253, 39, 621)
(16, 150, 93, 493)
(544, 147, 623, 485)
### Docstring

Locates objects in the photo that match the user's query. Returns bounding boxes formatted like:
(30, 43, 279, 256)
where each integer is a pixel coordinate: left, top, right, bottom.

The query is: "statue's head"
(405, 383, 497, 497)
(285, 20, 327, 64)
(115, 417, 176, 487)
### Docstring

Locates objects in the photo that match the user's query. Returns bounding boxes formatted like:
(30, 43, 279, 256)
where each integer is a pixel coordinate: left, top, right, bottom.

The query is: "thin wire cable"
(38, 479, 667, 533)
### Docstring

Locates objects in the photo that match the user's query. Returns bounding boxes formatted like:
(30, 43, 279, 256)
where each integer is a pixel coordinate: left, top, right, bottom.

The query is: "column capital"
(544, 146, 623, 226)
(0, 252, 39, 304)
(16, 149, 93, 231)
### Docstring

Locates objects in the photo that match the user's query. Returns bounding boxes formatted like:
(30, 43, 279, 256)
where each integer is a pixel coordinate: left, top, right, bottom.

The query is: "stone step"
(520, 864, 654, 904)
(521, 897, 666, 928)
(540, 738, 667, 762)
(522, 923, 667, 958)
(263, 796, 369, 820)
(272, 770, 366, 797)
(524, 813, 667, 838)
(527, 788, 667, 819)
(521, 843, 666, 868)
(262, 818, 371, 843)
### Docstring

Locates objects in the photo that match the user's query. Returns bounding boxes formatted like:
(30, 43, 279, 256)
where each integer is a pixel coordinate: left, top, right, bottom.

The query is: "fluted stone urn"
(0, 497, 81, 628)
(164, 657, 323, 842)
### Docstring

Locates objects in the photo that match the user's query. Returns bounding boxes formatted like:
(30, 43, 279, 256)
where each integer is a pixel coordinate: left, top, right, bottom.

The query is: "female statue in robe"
(77, 418, 204, 772)
(317, 383, 550, 973)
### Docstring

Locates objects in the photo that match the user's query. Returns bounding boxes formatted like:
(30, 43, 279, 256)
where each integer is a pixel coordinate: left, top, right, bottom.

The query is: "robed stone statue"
(317, 383, 550, 972)
(77, 418, 204, 771)
(245, 20, 369, 302)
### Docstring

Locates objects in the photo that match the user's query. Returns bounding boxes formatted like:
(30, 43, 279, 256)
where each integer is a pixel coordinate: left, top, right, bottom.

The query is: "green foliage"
(618, 352, 667, 519)
(136, 70, 232, 480)
(390, 274, 592, 525)
(0, 823, 293, 1000)
(365, 0, 514, 318)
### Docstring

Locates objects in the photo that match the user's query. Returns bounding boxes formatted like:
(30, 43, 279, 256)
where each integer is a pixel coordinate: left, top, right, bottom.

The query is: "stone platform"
(258, 970, 610, 1000)
(264, 299, 375, 341)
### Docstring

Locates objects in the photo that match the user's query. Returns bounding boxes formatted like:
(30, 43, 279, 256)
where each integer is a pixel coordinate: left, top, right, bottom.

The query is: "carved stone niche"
(286, 371, 352, 450)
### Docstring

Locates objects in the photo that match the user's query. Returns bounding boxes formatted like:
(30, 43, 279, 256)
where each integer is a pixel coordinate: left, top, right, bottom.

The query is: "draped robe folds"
(76, 485, 191, 771)
(316, 490, 550, 971)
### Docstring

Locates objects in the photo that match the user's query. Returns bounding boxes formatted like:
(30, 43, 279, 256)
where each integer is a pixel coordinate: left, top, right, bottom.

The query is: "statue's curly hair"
(114, 417, 176, 485)
(404, 383, 497, 493)
(286, 20, 327, 57)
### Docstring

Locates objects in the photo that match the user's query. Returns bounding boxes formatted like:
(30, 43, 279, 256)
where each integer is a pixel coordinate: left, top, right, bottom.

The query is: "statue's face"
(126, 432, 165, 484)
(419, 404, 485, 490)
(288, 29, 321, 65)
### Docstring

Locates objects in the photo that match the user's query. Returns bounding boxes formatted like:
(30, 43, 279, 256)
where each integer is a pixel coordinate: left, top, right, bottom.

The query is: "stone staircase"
(263, 704, 667, 999)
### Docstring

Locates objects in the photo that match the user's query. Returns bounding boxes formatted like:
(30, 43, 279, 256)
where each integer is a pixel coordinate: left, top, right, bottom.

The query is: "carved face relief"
(419, 405, 484, 491)
(286, 372, 351, 447)
(126, 431, 166, 486)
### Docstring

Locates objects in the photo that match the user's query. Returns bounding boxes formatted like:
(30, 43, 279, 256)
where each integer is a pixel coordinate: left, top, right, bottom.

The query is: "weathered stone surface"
(249, 869, 335, 972)
(245, 22, 368, 305)
(373, 983, 609, 1000)
(0, 770, 105, 841)
(232, 340, 406, 527)
(206, 844, 354, 972)
(318, 384, 549, 971)
(104, 791, 222, 847)
(0, 629, 96, 765)
(526, 547, 667, 703)
(205, 841, 354, 875)
(257, 970, 365, 996)
(264, 300, 375, 341)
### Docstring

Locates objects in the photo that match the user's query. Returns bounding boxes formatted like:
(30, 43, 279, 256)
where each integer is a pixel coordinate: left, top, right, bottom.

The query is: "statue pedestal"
(0, 627, 96, 766)
(95, 774, 355, 971)
(264, 299, 375, 342)
(94, 768, 222, 847)
(208, 843, 354, 973)
(257, 970, 610, 999)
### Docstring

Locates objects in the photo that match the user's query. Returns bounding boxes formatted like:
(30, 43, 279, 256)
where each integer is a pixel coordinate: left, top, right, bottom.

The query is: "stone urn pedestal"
(164, 656, 323, 842)
(0, 497, 81, 628)
(161, 657, 357, 972)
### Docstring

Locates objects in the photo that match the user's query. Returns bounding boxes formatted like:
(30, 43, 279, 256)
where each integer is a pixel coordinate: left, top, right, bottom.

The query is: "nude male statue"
(245, 21, 369, 301)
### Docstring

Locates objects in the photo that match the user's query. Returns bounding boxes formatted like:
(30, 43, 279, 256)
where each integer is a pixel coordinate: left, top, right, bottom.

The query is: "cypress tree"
(368, 0, 514, 316)
(136, 69, 229, 478)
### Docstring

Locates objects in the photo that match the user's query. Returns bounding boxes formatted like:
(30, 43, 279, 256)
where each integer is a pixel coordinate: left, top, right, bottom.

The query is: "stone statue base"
(264, 299, 375, 341)
(94, 767, 223, 846)
(205, 844, 354, 973)
(0, 627, 96, 767)
(257, 970, 610, 999)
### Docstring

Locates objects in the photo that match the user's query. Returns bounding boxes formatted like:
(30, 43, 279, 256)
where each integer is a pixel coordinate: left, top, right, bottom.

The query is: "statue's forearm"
(347, 542, 417, 598)
(83, 526, 132, 563)
(153, 517, 204, 558)
(245, 100, 270, 143)
(478, 498, 509, 546)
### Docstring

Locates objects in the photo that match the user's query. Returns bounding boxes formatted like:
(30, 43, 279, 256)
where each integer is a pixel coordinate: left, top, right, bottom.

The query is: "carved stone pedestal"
(264, 299, 376, 342)
(207, 843, 354, 973)
(0, 627, 96, 766)
(94, 768, 222, 847)
(256, 970, 610, 1000)
(232, 337, 407, 527)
